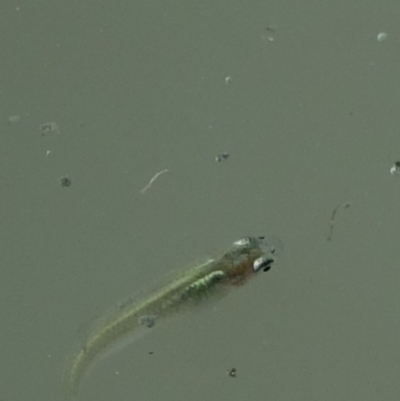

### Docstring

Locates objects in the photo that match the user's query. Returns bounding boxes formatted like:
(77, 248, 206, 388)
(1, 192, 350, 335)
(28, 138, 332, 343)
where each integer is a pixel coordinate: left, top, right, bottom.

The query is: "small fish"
(63, 236, 277, 397)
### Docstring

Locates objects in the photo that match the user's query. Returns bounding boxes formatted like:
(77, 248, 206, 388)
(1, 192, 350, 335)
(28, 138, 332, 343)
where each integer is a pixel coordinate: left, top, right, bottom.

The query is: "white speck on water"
(389, 162, 400, 175)
(377, 32, 388, 42)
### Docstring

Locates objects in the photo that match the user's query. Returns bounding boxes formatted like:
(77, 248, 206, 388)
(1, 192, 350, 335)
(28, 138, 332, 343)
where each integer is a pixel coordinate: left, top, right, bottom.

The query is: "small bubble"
(377, 32, 388, 42)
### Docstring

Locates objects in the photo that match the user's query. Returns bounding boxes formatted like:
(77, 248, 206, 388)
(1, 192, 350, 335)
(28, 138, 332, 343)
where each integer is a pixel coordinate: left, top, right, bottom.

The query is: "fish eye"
(253, 257, 274, 272)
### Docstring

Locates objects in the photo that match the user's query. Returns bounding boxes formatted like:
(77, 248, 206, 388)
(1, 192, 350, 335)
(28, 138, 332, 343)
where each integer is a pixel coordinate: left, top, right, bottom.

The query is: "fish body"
(63, 236, 276, 397)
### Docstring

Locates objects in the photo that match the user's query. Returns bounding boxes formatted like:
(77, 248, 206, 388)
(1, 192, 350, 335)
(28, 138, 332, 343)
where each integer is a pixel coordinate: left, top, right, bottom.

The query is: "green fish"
(63, 236, 277, 397)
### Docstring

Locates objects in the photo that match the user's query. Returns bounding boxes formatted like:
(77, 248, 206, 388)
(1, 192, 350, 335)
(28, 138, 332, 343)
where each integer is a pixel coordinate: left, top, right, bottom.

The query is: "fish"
(63, 236, 277, 397)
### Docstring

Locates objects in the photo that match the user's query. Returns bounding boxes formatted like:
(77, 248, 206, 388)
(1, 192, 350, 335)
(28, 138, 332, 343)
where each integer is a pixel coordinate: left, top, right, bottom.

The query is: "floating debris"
(41, 122, 60, 136)
(377, 32, 388, 42)
(389, 161, 400, 176)
(327, 202, 351, 241)
(226, 367, 237, 378)
(215, 153, 230, 162)
(140, 169, 170, 194)
(262, 25, 277, 42)
(60, 176, 72, 187)
(138, 315, 156, 328)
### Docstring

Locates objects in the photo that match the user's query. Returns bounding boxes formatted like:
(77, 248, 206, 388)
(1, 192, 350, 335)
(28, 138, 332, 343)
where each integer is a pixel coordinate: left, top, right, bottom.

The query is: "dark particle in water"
(327, 202, 351, 241)
(41, 122, 60, 136)
(60, 177, 71, 187)
(215, 153, 230, 162)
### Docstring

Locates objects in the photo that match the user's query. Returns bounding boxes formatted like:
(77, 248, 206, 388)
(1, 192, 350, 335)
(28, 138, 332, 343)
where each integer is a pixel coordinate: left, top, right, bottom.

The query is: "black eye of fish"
(253, 257, 274, 272)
